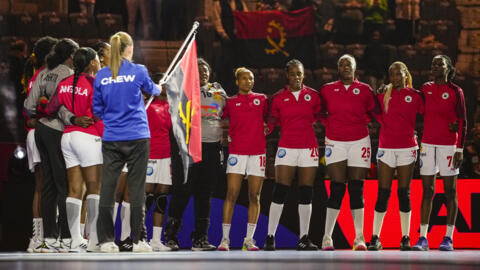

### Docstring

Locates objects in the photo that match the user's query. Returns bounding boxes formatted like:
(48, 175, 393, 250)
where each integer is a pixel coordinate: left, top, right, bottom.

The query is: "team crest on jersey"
(405, 95, 412, 103)
(442, 92, 449, 99)
(228, 156, 238, 166)
(253, 98, 261, 106)
(277, 149, 287, 158)
(325, 147, 332, 157)
(147, 166, 154, 176)
(304, 94, 311, 101)
(377, 150, 385, 158)
(353, 88, 360, 95)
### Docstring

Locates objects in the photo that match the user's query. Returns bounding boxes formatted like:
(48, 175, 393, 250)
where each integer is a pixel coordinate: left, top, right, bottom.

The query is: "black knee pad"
(374, 188, 391, 213)
(298, 186, 313, 204)
(397, 188, 411, 212)
(154, 194, 168, 214)
(348, 180, 364, 209)
(327, 181, 346, 210)
(423, 186, 435, 200)
(444, 188, 457, 202)
(272, 183, 289, 204)
(145, 193, 155, 212)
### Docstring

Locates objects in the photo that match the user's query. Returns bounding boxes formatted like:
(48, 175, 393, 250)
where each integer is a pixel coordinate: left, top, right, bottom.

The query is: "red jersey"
(319, 79, 377, 141)
(222, 92, 268, 155)
(377, 88, 424, 149)
(421, 82, 467, 148)
(147, 99, 172, 159)
(269, 86, 321, 148)
(24, 68, 44, 132)
(49, 74, 102, 137)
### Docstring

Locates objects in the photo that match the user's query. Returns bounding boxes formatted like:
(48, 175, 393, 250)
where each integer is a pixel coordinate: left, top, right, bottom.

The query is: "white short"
(419, 143, 459, 176)
(146, 158, 172, 185)
(26, 129, 41, 173)
(324, 136, 371, 168)
(377, 148, 418, 168)
(274, 147, 319, 167)
(226, 154, 266, 177)
(61, 131, 102, 169)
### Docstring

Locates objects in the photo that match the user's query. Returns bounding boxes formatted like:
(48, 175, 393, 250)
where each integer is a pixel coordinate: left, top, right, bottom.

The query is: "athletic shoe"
(191, 235, 216, 251)
(87, 240, 100, 252)
(27, 237, 42, 253)
(150, 240, 172, 252)
(118, 237, 133, 252)
(165, 237, 180, 251)
(263, 235, 275, 251)
(100, 242, 119, 253)
(242, 238, 259, 251)
(352, 236, 367, 251)
(133, 240, 152, 252)
(217, 238, 230, 251)
(400, 236, 411, 251)
(58, 239, 71, 253)
(297, 235, 318, 251)
(69, 238, 88, 253)
(367, 235, 382, 251)
(439, 236, 454, 251)
(412, 237, 429, 251)
(41, 239, 60, 253)
(322, 235, 334, 251)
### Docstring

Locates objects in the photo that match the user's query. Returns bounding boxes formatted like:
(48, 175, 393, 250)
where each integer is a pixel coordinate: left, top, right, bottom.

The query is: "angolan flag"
(234, 7, 315, 68)
(164, 39, 202, 182)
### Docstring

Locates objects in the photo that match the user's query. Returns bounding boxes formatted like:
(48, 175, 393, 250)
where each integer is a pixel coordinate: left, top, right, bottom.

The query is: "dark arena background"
(0, 0, 479, 269)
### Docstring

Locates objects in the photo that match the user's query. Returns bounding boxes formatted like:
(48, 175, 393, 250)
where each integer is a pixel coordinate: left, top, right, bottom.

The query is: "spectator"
(394, 0, 419, 44)
(126, 0, 152, 39)
(364, 0, 389, 39)
(334, 0, 366, 44)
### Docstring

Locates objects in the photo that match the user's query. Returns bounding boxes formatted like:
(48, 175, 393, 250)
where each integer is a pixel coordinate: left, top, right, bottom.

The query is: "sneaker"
(87, 240, 100, 252)
(100, 241, 119, 253)
(412, 237, 429, 251)
(191, 235, 216, 251)
(367, 235, 382, 251)
(165, 238, 180, 251)
(263, 235, 275, 251)
(58, 239, 71, 253)
(439, 236, 454, 251)
(69, 238, 88, 253)
(400, 235, 411, 251)
(242, 238, 259, 251)
(352, 236, 367, 251)
(321, 235, 334, 251)
(150, 240, 172, 252)
(41, 239, 60, 253)
(217, 238, 230, 251)
(118, 237, 133, 252)
(297, 235, 318, 251)
(133, 240, 152, 252)
(27, 237, 42, 253)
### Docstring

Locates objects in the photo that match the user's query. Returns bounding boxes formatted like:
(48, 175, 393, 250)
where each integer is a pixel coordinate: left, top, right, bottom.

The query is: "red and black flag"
(234, 7, 315, 68)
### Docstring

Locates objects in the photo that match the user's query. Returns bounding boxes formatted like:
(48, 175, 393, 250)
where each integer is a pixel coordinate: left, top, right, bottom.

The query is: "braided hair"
(71, 47, 97, 114)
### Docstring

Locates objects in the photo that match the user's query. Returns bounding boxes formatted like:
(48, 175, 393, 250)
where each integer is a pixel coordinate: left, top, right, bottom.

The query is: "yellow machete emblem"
(265, 20, 289, 57)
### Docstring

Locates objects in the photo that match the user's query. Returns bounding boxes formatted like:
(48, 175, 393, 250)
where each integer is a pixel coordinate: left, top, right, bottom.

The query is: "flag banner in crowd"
(234, 7, 315, 68)
(164, 38, 202, 182)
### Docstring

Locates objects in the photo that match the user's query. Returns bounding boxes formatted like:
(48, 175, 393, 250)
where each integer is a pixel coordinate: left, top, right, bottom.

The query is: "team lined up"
(22, 31, 466, 253)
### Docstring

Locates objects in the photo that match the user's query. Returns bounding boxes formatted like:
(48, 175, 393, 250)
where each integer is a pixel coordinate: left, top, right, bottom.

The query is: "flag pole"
(145, 21, 200, 110)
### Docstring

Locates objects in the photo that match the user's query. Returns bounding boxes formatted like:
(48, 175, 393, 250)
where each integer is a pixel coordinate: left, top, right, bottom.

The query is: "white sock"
(80, 223, 85, 238)
(399, 211, 411, 236)
(246, 223, 256, 240)
(446, 225, 454, 239)
(420, 224, 428, 238)
(38, 218, 44, 241)
(113, 202, 119, 223)
(267, 203, 284, 236)
(324, 208, 340, 238)
(66, 197, 83, 245)
(33, 218, 42, 240)
(120, 201, 131, 241)
(372, 211, 386, 237)
(351, 208, 364, 239)
(222, 223, 231, 240)
(153, 226, 162, 243)
(86, 194, 100, 247)
(298, 204, 312, 238)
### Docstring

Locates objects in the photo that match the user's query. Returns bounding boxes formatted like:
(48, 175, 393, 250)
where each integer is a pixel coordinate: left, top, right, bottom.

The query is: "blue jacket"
(93, 59, 160, 141)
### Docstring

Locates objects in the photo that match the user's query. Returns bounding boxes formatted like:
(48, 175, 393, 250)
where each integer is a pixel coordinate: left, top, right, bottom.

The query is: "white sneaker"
(58, 238, 71, 253)
(27, 237, 42, 253)
(132, 240, 152, 252)
(69, 238, 88, 253)
(322, 235, 334, 250)
(353, 236, 367, 251)
(150, 240, 172, 252)
(242, 238, 259, 251)
(41, 238, 60, 253)
(217, 238, 230, 251)
(100, 242, 119, 253)
(87, 232, 99, 252)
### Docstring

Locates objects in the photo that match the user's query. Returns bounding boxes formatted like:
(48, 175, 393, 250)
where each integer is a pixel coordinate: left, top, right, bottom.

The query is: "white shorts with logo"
(61, 131, 102, 169)
(274, 147, 319, 167)
(420, 143, 459, 176)
(146, 158, 172, 185)
(226, 154, 266, 177)
(324, 136, 371, 168)
(26, 129, 41, 172)
(377, 147, 418, 168)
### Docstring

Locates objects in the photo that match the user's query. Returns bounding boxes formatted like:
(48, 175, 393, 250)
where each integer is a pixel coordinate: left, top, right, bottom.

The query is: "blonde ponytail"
(109, 31, 133, 79)
(384, 61, 413, 113)
(383, 83, 393, 113)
